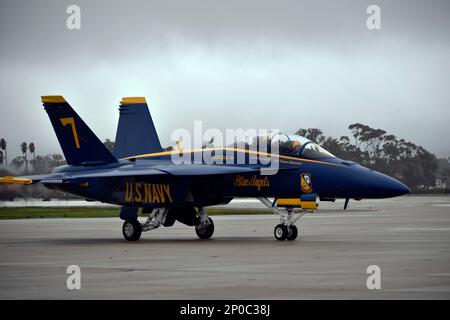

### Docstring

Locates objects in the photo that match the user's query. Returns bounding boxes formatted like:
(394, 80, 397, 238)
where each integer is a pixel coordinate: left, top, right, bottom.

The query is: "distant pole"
(0, 138, 6, 167)
(29, 143, 36, 171)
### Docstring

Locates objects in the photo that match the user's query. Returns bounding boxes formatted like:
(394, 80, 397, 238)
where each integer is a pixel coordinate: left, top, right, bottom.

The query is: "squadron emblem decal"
(300, 173, 313, 193)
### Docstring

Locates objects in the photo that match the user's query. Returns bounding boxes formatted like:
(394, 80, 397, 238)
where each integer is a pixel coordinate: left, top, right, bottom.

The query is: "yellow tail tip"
(120, 97, 147, 105)
(41, 95, 66, 103)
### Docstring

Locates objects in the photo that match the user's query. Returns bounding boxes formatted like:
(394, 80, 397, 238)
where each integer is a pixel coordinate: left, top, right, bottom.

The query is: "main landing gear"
(258, 197, 307, 241)
(121, 207, 215, 241)
(122, 219, 142, 241)
(122, 207, 169, 241)
(195, 207, 215, 239)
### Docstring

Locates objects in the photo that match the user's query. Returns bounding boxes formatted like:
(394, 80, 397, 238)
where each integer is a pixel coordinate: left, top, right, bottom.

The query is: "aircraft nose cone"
(369, 171, 410, 198)
(345, 166, 411, 199)
(386, 178, 410, 197)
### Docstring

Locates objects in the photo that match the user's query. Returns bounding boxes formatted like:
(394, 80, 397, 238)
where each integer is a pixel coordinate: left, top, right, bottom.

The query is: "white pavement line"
(385, 286, 450, 293)
(387, 227, 450, 231)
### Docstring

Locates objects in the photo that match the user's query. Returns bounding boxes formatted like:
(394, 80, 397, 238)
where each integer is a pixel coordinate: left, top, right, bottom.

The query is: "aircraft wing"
(65, 168, 167, 179)
(0, 169, 167, 185)
(64, 165, 263, 180)
(0, 164, 271, 185)
(0, 163, 295, 185)
(151, 164, 263, 176)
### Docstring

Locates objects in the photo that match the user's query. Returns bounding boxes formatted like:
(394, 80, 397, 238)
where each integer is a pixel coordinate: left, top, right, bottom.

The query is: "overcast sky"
(0, 0, 449, 160)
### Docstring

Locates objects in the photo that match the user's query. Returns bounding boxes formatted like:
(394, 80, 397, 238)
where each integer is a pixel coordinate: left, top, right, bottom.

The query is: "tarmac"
(0, 195, 449, 299)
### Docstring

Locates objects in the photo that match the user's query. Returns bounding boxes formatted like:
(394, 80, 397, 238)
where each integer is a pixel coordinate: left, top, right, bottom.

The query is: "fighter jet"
(0, 96, 410, 241)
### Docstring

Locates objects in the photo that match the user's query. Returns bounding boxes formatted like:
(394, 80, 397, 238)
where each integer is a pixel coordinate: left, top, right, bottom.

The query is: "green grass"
(0, 207, 271, 220)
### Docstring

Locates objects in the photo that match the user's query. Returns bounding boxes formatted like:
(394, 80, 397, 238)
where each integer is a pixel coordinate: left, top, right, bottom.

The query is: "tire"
(195, 217, 214, 239)
(274, 224, 288, 241)
(122, 220, 142, 241)
(286, 225, 298, 241)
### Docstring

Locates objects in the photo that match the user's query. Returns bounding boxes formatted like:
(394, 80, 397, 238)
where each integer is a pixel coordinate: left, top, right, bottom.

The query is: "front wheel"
(195, 217, 214, 239)
(122, 220, 142, 241)
(274, 224, 288, 241)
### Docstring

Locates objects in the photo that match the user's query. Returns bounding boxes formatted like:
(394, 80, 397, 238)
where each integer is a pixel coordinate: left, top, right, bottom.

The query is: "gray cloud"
(0, 0, 449, 159)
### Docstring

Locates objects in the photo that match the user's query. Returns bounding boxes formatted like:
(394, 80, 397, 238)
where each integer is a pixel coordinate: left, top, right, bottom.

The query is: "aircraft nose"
(343, 165, 411, 199)
(367, 170, 410, 198)
(383, 176, 410, 197)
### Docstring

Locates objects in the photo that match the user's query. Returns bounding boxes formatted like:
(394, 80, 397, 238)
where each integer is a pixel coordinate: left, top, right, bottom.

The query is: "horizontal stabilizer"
(0, 176, 33, 185)
(0, 174, 62, 185)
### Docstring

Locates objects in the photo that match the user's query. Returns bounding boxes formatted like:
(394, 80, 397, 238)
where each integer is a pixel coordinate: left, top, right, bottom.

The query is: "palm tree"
(53, 154, 63, 166)
(0, 138, 6, 167)
(29, 142, 36, 170)
(21, 142, 28, 172)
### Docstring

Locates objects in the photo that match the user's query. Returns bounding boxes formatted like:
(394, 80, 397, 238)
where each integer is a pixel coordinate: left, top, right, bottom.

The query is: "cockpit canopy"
(230, 132, 335, 159)
(271, 133, 335, 159)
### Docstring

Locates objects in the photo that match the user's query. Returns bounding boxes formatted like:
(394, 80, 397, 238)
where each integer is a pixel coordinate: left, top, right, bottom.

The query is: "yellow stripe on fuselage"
(121, 147, 340, 166)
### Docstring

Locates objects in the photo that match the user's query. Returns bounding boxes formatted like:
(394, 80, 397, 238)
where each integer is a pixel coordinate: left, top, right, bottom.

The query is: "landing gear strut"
(258, 198, 306, 241)
(141, 208, 169, 232)
(121, 207, 214, 241)
(122, 208, 169, 241)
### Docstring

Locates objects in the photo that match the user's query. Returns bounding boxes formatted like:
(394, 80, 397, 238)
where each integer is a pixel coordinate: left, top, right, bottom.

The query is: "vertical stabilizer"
(42, 95, 117, 166)
(114, 97, 163, 158)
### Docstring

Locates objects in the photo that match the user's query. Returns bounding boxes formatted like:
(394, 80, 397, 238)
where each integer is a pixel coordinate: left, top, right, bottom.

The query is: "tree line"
(0, 139, 68, 201)
(0, 139, 65, 174)
(296, 123, 449, 191)
(1, 123, 449, 201)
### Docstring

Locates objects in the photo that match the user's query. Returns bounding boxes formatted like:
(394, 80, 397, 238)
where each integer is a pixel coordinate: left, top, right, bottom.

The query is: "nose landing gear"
(258, 197, 308, 241)
(274, 224, 298, 241)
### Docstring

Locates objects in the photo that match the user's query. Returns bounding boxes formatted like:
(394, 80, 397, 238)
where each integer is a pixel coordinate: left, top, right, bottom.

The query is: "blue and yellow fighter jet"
(0, 96, 410, 241)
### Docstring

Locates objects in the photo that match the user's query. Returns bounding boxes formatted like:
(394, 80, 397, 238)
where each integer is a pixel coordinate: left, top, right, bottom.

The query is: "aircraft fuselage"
(45, 148, 410, 208)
